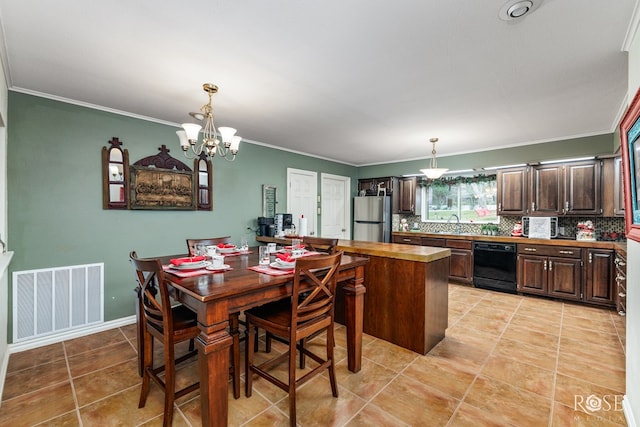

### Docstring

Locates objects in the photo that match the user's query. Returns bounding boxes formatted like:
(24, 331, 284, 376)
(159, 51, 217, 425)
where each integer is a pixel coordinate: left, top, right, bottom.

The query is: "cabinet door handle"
(549, 260, 553, 270)
(531, 202, 535, 212)
(402, 238, 411, 242)
(498, 203, 502, 212)
(524, 247, 537, 252)
(558, 250, 573, 255)
(588, 253, 592, 263)
(565, 201, 570, 211)
(544, 260, 547, 270)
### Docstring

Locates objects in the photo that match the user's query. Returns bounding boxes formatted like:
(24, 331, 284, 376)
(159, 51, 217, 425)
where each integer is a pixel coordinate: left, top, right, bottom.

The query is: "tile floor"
(0, 283, 628, 426)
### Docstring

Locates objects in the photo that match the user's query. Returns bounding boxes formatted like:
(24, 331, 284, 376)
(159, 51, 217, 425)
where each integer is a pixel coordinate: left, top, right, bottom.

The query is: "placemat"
(248, 265, 293, 276)
(163, 265, 233, 278)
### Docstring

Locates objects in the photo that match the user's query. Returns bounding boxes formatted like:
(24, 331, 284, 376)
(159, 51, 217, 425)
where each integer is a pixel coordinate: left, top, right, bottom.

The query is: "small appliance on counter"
(274, 213, 293, 236)
(522, 216, 558, 239)
(257, 217, 275, 237)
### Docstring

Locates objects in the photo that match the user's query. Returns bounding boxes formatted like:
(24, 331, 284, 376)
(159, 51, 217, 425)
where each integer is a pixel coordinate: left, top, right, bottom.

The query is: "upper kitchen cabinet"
(564, 160, 601, 215)
(613, 157, 625, 216)
(601, 156, 624, 217)
(497, 167, 529, 215)
(358, 177, 397, 196)
(530, 160, 601, 216)
(396, 177, 420, 214)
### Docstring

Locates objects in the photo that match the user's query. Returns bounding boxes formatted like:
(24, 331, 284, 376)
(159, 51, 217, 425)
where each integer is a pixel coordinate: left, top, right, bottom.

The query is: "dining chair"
(301, 236, 339, 254)
(266, 235, 340, 364)
(130, 251, 200, 427)
(186, 236, 231, 256)
(245, 251, 343, 426)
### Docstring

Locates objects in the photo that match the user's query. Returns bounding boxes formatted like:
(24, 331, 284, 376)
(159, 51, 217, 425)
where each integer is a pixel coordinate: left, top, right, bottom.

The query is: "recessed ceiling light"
(499, 0, 540, 21)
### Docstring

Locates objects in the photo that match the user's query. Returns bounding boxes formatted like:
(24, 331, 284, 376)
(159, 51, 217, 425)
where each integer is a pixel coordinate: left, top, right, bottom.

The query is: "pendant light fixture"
(176, 83, 241, 161)
(420, 138, 448, 179)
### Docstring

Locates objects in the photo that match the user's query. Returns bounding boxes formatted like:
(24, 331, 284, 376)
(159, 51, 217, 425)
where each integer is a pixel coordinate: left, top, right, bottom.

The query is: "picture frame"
(620, 86, 640, 242)
(129, 166, 196, 210)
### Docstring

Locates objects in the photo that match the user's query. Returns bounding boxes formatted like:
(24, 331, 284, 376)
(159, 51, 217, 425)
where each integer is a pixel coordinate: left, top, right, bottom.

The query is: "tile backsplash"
(394, 214, 626, 241)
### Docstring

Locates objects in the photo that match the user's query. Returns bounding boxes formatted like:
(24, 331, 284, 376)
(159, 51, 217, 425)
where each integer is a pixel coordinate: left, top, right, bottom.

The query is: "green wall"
(6, 92, 356, 336)
(5, 92, 621, 342)
(358, 133, 617, 178)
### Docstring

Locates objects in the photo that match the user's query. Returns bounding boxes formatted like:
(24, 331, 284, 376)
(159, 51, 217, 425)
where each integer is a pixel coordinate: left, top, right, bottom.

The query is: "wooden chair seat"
(245, 252, 343, 426)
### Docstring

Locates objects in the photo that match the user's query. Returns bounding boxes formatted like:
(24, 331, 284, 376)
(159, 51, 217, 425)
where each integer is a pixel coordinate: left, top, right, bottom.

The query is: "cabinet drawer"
(393, 235, 422, 245)
(446, 239, 472, 250)
(517, 244, 582, 259)
(421, 237, 446, 247)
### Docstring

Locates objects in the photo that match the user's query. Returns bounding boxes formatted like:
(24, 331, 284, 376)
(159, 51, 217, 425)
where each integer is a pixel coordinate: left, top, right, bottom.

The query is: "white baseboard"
(7, 315, 137, 354)
(624, 395, 637, 427)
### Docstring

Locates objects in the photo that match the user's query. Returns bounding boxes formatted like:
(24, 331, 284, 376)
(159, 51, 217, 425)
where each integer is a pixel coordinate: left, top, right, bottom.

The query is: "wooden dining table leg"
(343, 264, 366, 373)
(197, 316, 233, 427)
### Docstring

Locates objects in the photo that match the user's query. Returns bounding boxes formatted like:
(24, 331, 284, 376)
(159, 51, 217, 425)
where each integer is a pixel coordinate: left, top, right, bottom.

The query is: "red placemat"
(248, 265, 293, 276)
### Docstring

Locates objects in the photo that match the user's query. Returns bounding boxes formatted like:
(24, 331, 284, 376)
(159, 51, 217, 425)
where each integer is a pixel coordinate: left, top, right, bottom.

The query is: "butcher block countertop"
(256, 236, 451, 262)
(336, 240, 450, 263)
(392, 231, 627, 255)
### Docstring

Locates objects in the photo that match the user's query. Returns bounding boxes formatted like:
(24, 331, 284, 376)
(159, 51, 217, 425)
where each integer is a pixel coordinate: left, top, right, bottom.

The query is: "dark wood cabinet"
(529, 160, 601, 216)
(564, 160, 601, 215)
(392, 234, 422, 245)
(517, 244, 582, 301)
(397, 177, 419, 214)
(615, 252, 626, 316)
(584, 249, 615, 307)
(613, 157, 625, 217)
(497, 167, 529, 215)
(446, 239, 473, 284)
(530, 164, 563, 215)
(358, 177, 397, 196)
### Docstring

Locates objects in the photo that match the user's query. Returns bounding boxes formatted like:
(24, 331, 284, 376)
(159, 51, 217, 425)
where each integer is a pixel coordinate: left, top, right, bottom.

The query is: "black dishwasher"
(473, 242, 517, 293)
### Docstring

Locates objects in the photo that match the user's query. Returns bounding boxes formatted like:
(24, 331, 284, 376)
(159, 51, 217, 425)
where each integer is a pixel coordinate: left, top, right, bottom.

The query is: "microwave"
(522, 217, 558, 239)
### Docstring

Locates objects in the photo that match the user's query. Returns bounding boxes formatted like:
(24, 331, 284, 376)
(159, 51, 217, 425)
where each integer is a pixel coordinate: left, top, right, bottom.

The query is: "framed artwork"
(620, 86, 640, 242)
(130, 166, 196, 210)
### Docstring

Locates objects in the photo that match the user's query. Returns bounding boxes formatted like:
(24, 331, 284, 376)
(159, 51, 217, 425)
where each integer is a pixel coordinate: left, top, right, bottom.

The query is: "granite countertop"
(393, 231, 627, 253)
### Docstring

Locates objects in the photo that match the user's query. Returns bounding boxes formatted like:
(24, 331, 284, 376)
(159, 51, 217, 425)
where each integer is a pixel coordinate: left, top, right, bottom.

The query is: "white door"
(320, 173, 350, 239)
(287, 168, 317, 236)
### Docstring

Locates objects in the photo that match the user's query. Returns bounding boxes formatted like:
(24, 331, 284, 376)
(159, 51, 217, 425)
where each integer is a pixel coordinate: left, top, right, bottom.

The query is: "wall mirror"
(262, 185, 277, 218)
(102, 137, 129, 209)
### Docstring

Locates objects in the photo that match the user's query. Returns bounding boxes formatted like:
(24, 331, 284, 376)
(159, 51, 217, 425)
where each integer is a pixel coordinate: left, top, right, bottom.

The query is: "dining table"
(138, 247, 368, 427)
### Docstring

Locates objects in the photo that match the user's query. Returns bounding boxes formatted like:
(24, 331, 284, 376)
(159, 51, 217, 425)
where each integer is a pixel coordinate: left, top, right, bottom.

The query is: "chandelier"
(176, 83, 241, 161)
(420, 137, 448, 179)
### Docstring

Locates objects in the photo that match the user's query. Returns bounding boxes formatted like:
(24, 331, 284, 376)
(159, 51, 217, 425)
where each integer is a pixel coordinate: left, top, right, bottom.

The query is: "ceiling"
(0, 1, 637, 166)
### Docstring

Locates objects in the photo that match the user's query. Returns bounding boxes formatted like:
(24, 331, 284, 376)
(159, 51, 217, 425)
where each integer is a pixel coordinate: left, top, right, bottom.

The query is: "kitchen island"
(257, 236, 451, 354)
(336, 240, 450, 354)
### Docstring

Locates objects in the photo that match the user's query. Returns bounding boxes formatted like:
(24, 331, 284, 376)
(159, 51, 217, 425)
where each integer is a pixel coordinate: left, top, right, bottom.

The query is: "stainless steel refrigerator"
(353, 196, 391, 242)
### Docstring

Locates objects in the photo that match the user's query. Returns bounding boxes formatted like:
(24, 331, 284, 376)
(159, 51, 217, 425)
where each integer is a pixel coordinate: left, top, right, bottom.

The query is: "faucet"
(447, 214, 461, 234)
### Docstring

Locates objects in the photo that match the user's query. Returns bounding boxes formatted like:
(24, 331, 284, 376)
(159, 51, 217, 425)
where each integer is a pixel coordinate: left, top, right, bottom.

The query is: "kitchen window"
(420, 176, 499, 223)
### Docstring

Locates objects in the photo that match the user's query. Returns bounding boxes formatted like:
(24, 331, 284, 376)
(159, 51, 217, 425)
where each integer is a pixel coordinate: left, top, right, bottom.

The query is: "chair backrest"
(302, 236, 339, 254)
(186, 236, 231, 256)
(130, 251, 173, 335)
(291, 251, 343, 328)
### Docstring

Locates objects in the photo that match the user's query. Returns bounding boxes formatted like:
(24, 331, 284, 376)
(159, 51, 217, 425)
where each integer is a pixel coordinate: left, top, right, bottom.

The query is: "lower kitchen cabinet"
(584, 249, 615, 307)
(446, 239, 473, 284)
(517, 244, 582, 301)
(615, 252, 627, 316)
